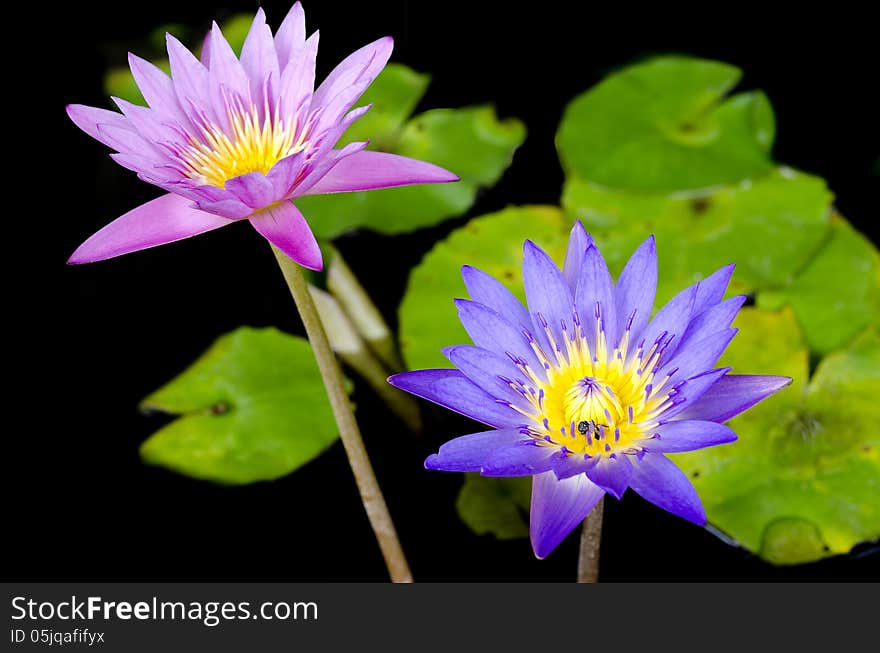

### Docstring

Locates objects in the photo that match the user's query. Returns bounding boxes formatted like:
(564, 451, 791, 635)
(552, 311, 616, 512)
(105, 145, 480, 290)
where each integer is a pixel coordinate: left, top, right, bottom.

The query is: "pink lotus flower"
(67, 3, 457, 270)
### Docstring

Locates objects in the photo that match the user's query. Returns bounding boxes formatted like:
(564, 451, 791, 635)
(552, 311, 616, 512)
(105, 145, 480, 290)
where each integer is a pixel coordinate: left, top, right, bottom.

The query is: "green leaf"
(300, 105, 526, 238)
(399, 205, 569, 370)
(338, 63, 430, 150)
(140, 327, 339, 484)
(456, 474, 532, 540)
(759, 216, 880, 356)
(671, 310, 880, 564)
(562, 169, 832, 307)
(556, 56, 775, 192)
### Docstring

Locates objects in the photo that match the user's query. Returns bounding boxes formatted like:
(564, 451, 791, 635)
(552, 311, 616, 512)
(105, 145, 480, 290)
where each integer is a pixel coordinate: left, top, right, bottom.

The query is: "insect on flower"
(390, 222, 791, 558)
(66, 3, 457, 270)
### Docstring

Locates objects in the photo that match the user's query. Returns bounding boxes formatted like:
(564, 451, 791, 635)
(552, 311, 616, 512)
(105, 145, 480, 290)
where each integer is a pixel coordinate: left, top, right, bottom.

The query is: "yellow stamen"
(179, 103, 308, 188)
(517, 315, 672, 457)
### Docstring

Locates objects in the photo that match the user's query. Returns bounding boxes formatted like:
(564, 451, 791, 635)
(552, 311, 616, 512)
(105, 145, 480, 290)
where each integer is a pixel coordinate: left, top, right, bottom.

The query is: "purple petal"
(224, 172, 278, 209)
(388, 369, 523, 429)
(638, 284, 697, 364)
(290, 141, 369, 197)
(628, 454, 706, 525)
(95, 122, 155, 156)
(68, 193, 231, 264)
(574, 243, 617, 350)
(461, 265, 532, 332)
(194, 197, 256, 220)
(656, 367, 730, 421)
(693, 263, 735, 315)
(454, 299, 546, 381)
(300, 151, 458, 195)
(249, 201, 321, 270)
(585, 454, 633, 499)
(312, 36, 393, 110)
(274, 2, 307, 67)
(442, 345, 533, 412)
(111, 97, 180, 146)
(530, 472, 605, 559)
(523, 240, 575, 361)
(240, 8, 280, 106)
(676, 295, 746, 355)
(207, 22, 250, 102)
(66, 104, 130, 149)
(648, 420, 737, 453)
(166, 33, 211, 121)
(550, 451, 598, 480)
(279, 32, 319, 120)
(481, 441, 556, 477)
(424, 428, 527, 472)
(128, 53, 189, 125)
(562, 220, 594, 289)
(676, 374, 792, 423)
(266, 150, 308, 199)
(613, 235, 657, 345)
(659, 328, 737, 382)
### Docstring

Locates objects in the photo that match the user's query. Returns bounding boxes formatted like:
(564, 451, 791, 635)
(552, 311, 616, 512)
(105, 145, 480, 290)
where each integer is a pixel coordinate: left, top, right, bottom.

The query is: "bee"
(577, 420, 607, 439)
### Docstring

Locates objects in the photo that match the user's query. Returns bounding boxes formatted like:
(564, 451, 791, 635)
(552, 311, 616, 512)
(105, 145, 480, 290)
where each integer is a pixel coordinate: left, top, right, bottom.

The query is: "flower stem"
(271, 245, 413, 583)
(577, 498, 604, 583)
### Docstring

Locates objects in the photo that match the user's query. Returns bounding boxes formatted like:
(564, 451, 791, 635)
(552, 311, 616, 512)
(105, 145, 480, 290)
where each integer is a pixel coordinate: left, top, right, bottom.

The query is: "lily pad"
(399, 205, 569, 371)
(556, 56, 775, 192)
(140, 327, 339, 484)
(758, 216, 880, 356)
(299, 105, 526, 238)
(456, 474, 532, 540)
(562, 169, 833, 306)
(671, 309, 880, 564)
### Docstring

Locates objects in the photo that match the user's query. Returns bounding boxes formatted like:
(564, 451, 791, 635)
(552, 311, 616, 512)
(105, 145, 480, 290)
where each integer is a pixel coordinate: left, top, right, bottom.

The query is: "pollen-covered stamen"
(176, 92, 310, 188)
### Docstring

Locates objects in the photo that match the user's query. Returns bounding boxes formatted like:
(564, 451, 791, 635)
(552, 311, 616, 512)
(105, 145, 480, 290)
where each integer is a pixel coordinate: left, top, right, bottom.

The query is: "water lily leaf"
(339, 63, 430, 150)
(300, 105, 525, 238)
(140, 327, 339, 484)
(399, 205, 569, 371)
(758, 216, 880, 356)
(671, 309, 880, 564)
(562, 169, 832, 306)
(557, 56, 775, 192)
(456, 474, 532, 540)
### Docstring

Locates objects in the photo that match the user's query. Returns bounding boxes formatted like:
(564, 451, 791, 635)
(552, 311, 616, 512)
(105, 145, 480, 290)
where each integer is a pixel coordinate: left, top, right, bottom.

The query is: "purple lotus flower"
(66, 3, 457, 270)
(390, 222, 791, 558)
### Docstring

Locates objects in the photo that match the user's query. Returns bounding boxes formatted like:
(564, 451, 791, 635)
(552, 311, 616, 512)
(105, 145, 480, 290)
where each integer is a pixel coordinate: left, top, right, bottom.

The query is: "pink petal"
(279, 31, 319, 120)
(300, 151, 458, 196)
(312, 36, 393, 109)
(240, 8, 280, 107)
(266, 150, 308, 199)
(68, 193, 232, 264)
(274, 1, 306, 67)
(249, 201, 322, 270)
(224, 172, 278, 209)
(128, 53, 189, 126)
(165, 34, 208, 115)
(207, 22, 250, 102)
(66, 104, 130, 149)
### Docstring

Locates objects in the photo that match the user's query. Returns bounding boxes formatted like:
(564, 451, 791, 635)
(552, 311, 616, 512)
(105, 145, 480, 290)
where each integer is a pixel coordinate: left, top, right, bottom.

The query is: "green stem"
(577, 498, 604, 583)
(271, 245, 413, 583)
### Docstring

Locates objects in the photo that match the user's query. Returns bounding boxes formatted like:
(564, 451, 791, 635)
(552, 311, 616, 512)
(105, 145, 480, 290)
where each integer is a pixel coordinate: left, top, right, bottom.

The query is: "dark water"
(11, 1, 877, 581)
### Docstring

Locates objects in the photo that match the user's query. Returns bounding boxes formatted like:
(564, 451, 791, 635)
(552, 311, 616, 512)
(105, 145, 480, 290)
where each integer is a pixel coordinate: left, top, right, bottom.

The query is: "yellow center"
(505, 309, 677, 457)
(178, 103, 307, 188)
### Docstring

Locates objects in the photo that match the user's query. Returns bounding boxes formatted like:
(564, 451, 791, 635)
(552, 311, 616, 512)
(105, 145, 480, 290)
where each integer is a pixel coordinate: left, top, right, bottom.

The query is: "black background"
(10, 1, 878, 581)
